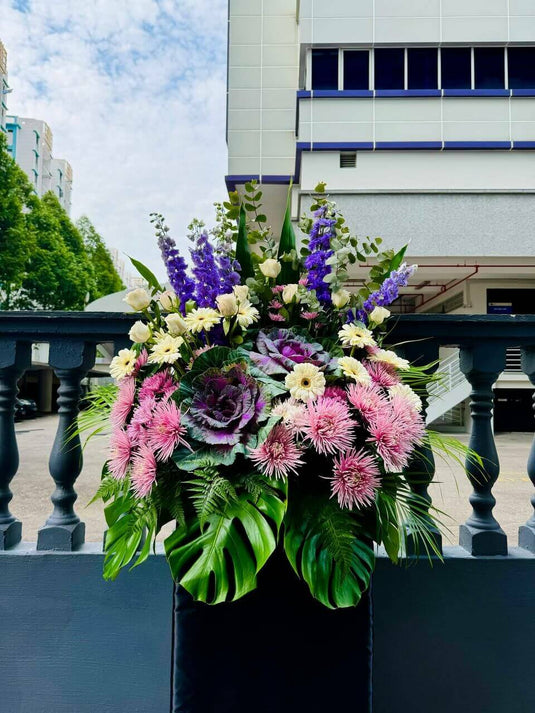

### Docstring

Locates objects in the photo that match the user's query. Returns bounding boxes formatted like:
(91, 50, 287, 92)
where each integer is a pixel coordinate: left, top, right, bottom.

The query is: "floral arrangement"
(93, 182, 445, 609)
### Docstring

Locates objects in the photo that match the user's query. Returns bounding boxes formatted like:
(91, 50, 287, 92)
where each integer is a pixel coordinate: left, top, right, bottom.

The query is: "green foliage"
(235, 203, 255, 281)
(284, 494, 375, 609)
(277, 183, 299, 284)
(103, 489, 158, 580)
(77, 216, 124, 300)
(164, 477, 287, 604)
(187, 468, 237, 526)
(0, 133, 37, 309)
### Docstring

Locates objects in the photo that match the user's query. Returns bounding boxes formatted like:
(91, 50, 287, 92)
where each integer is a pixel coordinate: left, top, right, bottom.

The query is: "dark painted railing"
(0, 311, 534, 556)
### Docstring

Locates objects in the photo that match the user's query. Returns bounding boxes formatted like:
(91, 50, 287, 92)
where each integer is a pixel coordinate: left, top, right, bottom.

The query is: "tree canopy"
(0, 135, 124, 310)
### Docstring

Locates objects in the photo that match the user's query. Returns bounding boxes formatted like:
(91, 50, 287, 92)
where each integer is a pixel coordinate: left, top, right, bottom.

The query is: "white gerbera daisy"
(337, 356, 372, 385)
(338, 323, 376, 348)
(184, 307, 221, 333)
(236, 300, 259, 328)
(110, 348, 137, 380)
(284, 363, 326, 402)
(149, 334, 184, 365)
(369, 348, 410, 371)
(389, 383, 423, 411)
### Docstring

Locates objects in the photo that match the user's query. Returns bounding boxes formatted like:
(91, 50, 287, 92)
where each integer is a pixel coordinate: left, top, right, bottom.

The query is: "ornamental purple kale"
(304, 205, 337, 304)
(182, 365, 265, 446)
(249, 329, 333, 376)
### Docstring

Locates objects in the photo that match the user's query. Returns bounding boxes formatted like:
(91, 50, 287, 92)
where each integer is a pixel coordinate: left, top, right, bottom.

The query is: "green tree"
(76, 215, 124, 301)
(0, 133, 37, 309)
(17, 193, 91, 310)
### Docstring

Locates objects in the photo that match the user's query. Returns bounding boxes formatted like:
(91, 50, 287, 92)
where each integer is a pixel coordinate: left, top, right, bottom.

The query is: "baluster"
(0, 340, 32, 549)
(459, 343, 507, 555)
(400, 340, 442, 555)
(37, 340, 95, 551)
(519, 346, 535, 553)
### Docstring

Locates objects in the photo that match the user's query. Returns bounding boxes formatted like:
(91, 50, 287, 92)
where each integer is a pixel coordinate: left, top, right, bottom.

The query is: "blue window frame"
(408, 48, 438, 89)
(508, 48, 535, 89)
(343, 50, 369, 90)
(312, 49, 338, 90)
(474, 48, 504, 89)
(441, 48, 471, 89)
(374, 48, 405, 90)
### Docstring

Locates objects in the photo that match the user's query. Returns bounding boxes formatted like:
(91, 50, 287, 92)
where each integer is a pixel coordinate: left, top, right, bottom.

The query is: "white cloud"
(2, 0, 229, 280)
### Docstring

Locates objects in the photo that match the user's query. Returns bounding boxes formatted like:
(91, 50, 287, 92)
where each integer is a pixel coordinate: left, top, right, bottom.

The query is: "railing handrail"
(1, 311, 534, 557)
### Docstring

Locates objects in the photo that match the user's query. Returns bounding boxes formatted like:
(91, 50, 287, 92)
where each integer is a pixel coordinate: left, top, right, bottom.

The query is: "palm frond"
(70, 383, 117, 448)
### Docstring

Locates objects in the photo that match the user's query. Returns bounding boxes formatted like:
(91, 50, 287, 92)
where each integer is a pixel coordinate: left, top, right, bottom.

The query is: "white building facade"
(0, 40, 9, 134)
(6, 116, 73, 214)
(227, 0, 535, 429)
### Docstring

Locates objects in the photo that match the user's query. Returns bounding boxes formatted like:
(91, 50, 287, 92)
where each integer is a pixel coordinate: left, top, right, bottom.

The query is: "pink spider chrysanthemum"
(249, 424, 303, 479)
(364, 360, 400, 388)
(268, 312, 285, 322)
(110, 377, 136, 428)
(347, 383, 388, 423)
(127, 397, 156, 445)
(108, 428, 132, 480)
(330, 448, 381, 510)
(302, 397, 355, 455)
(133, 348, 149, 376)
(323, 386, 347, 403)
(149, 400, 189, 462)
(366, 409, 411, 473)
(131, 444, 157, 498)
(138, 369, 177, 402)
(301, 311, 319, 320)
(389, 394, 426, 447)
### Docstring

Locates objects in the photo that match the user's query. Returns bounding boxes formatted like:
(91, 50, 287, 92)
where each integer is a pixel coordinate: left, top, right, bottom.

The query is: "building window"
(474, 48, 504, 89)
(374, 48, 405, 90)
(408, 48, 438, 89)
(340, 151, 357, 168)
(311, 49, 338, 90)
(441, 48, 472, 89)
(343, 50, 369, 90)
(508, 47, 535, 89)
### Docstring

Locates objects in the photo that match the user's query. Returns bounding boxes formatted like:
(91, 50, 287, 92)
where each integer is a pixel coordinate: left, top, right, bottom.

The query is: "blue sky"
(2, 0, 229, 280)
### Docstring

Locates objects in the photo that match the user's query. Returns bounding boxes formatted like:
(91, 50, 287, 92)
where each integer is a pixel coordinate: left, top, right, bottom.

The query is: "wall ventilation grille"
(340, 151, 357, 168)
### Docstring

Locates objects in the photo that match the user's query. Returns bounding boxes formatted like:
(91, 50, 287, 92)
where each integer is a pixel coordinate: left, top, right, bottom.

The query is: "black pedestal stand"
(171, 552, 373, 713)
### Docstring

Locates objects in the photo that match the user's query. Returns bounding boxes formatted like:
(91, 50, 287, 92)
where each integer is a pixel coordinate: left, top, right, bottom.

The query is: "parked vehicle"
(14, 397, 38, 421)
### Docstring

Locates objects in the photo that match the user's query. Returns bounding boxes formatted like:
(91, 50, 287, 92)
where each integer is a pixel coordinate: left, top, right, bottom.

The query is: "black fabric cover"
(171, 551, 373, 713)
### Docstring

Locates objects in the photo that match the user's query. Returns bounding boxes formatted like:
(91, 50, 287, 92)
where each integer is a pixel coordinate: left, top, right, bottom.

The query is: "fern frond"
(87, 469, 123, 506)
(187, 469, 238, 525)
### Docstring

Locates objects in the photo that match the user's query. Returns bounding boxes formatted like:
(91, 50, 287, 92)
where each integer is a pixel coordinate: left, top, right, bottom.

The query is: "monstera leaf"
(284, 494, 375, 609)
(164, 478, 287, 604)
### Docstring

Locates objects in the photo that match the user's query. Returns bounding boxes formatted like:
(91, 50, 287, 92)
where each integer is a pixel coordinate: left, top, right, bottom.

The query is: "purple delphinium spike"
(190, 230, 221, 308)
(157, 233, 196, 314)
(359, 263, 417, 323)
(216, 229, 241, 294)
(304, 205, 336, 304)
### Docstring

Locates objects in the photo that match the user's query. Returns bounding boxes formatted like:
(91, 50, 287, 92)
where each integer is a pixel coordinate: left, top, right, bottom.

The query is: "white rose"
(216, 293, 238, 317)
(159, 290, 178, 311)
(369, 306, 391, 325)
(331, 289, 351, 309)
(128, 320, 151, 344)
(282, 284, 300, 304)
(233, 284, 249, 302)
(165, 313, 187, 336)
(124, 288, 151, 311)
(259, 258, 281, 279)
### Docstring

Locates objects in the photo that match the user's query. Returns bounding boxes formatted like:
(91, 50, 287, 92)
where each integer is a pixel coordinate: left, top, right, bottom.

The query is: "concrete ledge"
(1, 546, 534, 712)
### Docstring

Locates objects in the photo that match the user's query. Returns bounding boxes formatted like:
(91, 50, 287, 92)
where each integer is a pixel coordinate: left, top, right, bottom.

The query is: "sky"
(1, 0, 229, 281)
